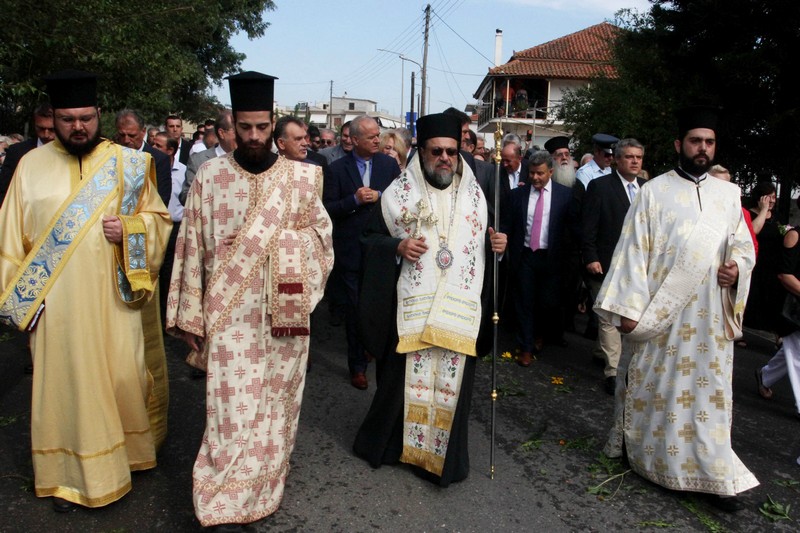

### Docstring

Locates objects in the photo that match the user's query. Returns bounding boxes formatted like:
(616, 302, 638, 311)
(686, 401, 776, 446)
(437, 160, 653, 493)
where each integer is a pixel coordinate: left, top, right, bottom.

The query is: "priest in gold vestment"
(595, 106, 757, 511)
(0, 71, 172, 511)
(166, 72, 333, 530)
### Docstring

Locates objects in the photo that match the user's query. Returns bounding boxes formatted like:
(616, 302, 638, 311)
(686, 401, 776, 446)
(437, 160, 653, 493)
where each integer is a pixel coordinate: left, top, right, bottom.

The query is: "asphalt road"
(0, 309, 798, 532)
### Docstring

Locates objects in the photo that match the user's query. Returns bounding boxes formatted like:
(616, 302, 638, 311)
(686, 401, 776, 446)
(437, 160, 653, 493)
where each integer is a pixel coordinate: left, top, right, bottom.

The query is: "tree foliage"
(0, 0, 276, 131)
(560, 1, 800, 216)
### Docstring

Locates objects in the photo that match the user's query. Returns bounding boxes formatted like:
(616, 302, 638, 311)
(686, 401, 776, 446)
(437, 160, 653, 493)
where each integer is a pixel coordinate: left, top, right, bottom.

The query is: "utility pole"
(328, 80, 333, 129)
(410, 71, 416, 136)
(420, 4, 430, 118)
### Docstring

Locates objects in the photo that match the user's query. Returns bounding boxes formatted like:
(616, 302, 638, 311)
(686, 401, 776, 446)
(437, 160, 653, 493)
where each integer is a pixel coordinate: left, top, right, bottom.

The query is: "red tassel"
(271, 327, 310, 337)
(278, 283, 304, 294)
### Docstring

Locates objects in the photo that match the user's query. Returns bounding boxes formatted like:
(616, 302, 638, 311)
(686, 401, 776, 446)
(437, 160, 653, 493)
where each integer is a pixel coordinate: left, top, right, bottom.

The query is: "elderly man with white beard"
(544, 136, 583, 336)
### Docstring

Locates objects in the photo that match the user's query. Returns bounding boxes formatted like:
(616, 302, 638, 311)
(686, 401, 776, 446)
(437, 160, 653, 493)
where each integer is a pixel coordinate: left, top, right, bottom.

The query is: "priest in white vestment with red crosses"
(166, 71, 333, 531)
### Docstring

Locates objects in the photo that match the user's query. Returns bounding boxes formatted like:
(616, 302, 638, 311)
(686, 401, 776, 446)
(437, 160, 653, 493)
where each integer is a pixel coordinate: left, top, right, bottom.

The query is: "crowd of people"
(0, 69, 796, 531)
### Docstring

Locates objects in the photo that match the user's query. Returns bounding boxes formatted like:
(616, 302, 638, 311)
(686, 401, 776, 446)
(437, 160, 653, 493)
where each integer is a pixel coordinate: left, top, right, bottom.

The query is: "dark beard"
(58, 127, 102, 157)
(234, 132, 272, 165)
(679, 150, 713, 177)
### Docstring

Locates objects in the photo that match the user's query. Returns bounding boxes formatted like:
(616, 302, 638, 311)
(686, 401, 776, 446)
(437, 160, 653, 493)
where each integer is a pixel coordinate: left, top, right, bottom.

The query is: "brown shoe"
(755, 368, 773, 400)
(516, 351, 533, 367)
(351, 372, 368, 390)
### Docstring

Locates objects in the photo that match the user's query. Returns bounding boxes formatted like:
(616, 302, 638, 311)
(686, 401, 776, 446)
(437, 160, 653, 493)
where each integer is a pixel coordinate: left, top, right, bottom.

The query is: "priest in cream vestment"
(595, 106, 757, 507)
(0, 71, 172, 510)
(166, 72, 333, 529)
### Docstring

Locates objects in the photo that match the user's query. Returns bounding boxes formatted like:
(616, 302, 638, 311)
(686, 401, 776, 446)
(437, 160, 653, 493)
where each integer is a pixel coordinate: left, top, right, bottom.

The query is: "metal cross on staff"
(400, 198, 438, 239)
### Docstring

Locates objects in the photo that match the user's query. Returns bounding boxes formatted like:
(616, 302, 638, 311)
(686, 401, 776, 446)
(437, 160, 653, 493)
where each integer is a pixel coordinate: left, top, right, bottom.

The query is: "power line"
(431, 7, 494, 67)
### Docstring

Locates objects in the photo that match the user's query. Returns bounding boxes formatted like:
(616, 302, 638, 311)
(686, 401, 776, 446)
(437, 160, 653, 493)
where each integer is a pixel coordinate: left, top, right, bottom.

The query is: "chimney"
(494, 29, 503, 67)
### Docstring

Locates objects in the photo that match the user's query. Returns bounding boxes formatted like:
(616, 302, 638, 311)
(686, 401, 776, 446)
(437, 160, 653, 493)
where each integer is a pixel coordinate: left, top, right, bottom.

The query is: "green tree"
(561, 1, 800, 218)
(0, 1, 275, 132)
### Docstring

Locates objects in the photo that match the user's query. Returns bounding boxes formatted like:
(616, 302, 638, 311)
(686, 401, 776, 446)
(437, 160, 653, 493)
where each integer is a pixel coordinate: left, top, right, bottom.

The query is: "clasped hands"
(397, 227, 507, 262)
(356, 186, 380, 205)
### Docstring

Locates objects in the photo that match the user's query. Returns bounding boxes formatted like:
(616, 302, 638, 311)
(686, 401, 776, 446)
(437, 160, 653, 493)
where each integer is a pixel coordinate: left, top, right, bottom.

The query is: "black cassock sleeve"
(357, 203, 403, 360)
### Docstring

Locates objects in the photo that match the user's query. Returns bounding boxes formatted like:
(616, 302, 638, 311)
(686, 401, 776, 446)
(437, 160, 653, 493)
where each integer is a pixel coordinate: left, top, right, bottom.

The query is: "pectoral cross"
(400, 199, 438, 239)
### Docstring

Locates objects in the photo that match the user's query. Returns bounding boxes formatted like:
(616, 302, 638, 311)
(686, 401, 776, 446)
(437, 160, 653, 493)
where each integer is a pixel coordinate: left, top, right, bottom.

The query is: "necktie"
(363, 159, 371, 188)
(530, 188, 545, 251)
(627, 182, 636, 203)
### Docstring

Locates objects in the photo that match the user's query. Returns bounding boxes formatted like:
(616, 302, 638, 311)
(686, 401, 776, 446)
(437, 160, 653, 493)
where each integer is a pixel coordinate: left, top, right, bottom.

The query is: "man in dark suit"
(165, 114, 192, 165)
(323, 115, 401, 389)
(0, 103, 56, 206)
(504, 150, 575, 366)
(115, 109, 171, 206)
(582, 138, 646, 394)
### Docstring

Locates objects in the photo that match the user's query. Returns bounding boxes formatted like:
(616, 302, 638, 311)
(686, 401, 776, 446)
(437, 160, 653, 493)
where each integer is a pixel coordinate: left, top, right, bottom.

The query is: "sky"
(213, 0, 652, 118)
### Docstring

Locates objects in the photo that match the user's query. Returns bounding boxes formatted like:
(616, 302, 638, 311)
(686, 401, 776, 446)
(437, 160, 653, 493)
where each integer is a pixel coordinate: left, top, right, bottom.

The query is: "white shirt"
(508, 164, 522, 190)
(576, 159, 607, 189)
(524, 180, 552, 249)
(190, 141, 207, 155)
(167, 160, 187, 222)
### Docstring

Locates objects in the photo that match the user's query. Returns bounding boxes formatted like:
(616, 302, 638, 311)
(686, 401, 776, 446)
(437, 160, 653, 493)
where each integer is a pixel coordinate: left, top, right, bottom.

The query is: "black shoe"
(52, 497, 75, 513)
(604, 376, 616, 396)
(705, 494, 745, 512)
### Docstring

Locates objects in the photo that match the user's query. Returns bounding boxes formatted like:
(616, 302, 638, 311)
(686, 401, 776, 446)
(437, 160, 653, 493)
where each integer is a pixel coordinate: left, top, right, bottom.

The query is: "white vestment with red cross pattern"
(166, 153, 333, 526)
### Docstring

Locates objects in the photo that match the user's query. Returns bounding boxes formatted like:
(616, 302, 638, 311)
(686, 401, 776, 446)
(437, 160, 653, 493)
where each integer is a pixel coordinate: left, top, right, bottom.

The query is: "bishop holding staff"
(353, 113, 506, 486)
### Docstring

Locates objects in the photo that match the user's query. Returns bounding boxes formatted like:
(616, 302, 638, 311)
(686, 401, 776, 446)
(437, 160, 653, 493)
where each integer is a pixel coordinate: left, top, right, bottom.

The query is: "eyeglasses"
(320, 139, 334, 146)
(429, 147, 459, 157)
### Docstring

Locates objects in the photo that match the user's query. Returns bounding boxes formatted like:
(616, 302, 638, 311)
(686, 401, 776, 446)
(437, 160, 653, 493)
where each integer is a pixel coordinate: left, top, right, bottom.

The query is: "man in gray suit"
(179, 109, 236, 204)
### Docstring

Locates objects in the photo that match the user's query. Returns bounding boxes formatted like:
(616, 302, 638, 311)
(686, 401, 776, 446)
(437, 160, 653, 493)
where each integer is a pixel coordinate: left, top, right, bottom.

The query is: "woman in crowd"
(379, 130, 407, 170)
(742, 182, 782, 342)
(755, 223, 800, 418)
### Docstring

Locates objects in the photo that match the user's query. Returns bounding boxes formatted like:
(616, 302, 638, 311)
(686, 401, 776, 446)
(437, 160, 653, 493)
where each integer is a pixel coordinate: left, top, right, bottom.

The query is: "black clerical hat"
(226, 71, 278, 112)
(544, 136, 570, 154)
(677, 105, 719, 137)
(43, 70, 97, 109)
(416, 113, 461, 147)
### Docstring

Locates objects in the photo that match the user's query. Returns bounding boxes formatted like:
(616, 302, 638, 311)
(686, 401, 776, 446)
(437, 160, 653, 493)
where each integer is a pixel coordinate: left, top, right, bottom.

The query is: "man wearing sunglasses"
(354, 112, 506, 487)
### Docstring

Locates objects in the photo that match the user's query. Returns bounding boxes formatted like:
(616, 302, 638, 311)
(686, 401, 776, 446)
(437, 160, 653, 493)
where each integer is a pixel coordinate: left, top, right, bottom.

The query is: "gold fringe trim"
(406, 403, 429, 425)
(36, 481, 132, 508)
(400, 446, 445, 476)
(420, 325, 476, 356)
(32, 440, 127, 459)
(434, 407, 454, 431)
(396, 334, 431, 354)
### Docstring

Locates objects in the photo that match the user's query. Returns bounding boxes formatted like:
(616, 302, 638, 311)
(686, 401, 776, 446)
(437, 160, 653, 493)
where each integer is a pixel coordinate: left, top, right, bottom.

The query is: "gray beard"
(422, 159, 455, 190)
(552, 163, 576, 187)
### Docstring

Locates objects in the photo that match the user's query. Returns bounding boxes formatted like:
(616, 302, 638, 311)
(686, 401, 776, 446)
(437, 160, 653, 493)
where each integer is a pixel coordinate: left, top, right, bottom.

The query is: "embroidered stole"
(627, 174, 728, 342)
(382, 158, 486, 356)
(186, 158, 316, 370)
(0, 144, 149, 330)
